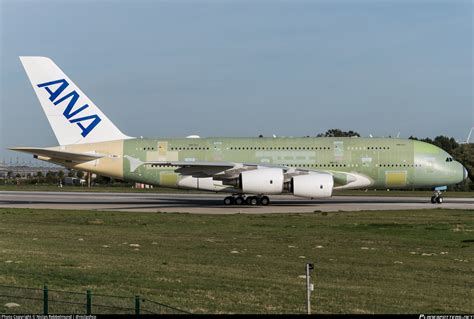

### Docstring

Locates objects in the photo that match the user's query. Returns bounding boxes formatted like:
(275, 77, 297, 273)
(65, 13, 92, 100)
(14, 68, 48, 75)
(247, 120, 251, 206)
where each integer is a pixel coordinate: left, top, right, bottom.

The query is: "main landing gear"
(223, 195, 270, 206)
(431, 187, 446, 204)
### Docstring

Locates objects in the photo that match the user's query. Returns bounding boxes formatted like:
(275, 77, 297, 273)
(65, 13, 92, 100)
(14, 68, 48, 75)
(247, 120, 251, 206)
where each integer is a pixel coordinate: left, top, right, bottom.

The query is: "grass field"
(0, 184, 473, 198)
(0, 208, 473, 314)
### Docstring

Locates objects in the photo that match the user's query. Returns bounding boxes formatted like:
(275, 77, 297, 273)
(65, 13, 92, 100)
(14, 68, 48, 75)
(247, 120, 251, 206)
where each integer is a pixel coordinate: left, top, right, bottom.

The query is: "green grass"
(0, 208, 473, 314)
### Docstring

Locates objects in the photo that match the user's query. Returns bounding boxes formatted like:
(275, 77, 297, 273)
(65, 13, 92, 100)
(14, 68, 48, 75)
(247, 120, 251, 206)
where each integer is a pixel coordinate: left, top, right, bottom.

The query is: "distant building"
(0, 163, 64, 179)
(0, 164, 7, 178)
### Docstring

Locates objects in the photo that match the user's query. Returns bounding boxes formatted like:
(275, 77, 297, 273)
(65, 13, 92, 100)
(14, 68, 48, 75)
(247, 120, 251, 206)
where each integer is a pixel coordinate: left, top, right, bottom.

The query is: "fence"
(0, 284, 190, 314)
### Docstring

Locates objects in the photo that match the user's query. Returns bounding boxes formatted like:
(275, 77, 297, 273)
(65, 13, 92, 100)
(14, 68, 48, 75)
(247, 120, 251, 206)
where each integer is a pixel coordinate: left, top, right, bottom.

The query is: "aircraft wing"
(134, 158, 327, 180)
(9, 147, 104, 162)
(126, 157, 259, 179)
(125, 156, 372, 188)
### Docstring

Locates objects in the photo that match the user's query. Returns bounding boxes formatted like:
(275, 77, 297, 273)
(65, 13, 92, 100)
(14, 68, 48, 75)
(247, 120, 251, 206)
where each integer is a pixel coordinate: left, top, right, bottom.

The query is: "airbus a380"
(11, 57, 468, 205)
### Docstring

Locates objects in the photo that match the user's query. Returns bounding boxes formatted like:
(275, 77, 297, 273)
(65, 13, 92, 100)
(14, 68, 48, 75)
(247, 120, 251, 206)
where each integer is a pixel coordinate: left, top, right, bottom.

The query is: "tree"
(76, 171, 84, 179)
(317, 129, 360, 137)
(432, 136, 459, 154)
(45, 171, 57, 184)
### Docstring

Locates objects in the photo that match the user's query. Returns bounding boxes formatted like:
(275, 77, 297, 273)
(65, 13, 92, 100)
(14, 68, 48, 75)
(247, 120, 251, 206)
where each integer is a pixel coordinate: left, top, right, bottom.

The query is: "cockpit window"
(446, 157, 453, 162)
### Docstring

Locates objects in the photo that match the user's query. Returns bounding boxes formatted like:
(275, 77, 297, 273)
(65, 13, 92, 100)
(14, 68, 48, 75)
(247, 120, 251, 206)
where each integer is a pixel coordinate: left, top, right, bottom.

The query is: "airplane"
(10, 56, 468, 206)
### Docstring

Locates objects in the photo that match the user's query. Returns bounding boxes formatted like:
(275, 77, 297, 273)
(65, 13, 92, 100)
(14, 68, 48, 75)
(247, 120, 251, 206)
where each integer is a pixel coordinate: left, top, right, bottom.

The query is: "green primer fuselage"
(122, 137, 465, 190)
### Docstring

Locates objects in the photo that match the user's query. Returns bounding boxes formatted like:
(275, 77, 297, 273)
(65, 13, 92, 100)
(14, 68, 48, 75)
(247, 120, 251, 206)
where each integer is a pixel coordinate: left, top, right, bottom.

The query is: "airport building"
(0, 162, 64, 179)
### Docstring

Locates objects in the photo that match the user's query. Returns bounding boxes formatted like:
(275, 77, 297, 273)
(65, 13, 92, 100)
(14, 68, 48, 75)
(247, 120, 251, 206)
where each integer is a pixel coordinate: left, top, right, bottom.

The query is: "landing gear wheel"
(235, 196, 245, 205)
(431, 189, 444, 205)
(260, 196, 270, 206)
(247, 196, 259, 206)
(224, 196, 234, 205)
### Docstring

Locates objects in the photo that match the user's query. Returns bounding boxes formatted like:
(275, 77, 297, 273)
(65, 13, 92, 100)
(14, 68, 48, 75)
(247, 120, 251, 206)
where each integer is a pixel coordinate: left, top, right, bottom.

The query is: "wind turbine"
(459, 127, 473, 144)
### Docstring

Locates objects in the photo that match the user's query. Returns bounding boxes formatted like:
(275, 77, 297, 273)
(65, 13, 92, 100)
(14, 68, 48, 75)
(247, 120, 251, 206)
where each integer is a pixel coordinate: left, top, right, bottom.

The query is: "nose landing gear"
(431, 194, 443, 204)
(431, 186, 447, 204)
(223, 195, 270, 206)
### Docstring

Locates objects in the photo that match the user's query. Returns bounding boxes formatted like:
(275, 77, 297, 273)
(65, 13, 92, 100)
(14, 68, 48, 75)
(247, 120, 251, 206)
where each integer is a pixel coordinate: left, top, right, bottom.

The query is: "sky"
(0, 0, 472, 162)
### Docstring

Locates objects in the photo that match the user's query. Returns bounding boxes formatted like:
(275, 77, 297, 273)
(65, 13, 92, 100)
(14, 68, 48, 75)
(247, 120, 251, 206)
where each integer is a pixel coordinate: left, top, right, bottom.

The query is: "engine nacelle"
(240, 168, 284, 194)
(291, 173, 333, 198)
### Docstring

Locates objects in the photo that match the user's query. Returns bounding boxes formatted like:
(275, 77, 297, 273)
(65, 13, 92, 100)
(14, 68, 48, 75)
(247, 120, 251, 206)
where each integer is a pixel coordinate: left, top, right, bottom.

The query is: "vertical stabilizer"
(20, 56, 131, 145)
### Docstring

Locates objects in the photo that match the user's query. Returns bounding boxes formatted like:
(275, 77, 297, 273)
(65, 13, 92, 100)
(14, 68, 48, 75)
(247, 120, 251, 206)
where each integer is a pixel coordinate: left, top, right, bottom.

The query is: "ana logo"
(37, 79, 101, 137)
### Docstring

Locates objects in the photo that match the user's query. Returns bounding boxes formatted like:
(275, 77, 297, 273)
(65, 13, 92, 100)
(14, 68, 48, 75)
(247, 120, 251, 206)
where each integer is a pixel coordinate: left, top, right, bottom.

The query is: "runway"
(0, 191, 472, 214)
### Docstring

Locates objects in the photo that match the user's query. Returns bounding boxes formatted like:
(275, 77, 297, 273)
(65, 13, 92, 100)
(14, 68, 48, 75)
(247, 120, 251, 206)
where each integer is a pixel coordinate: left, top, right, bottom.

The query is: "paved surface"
(0, 191, 472, 214)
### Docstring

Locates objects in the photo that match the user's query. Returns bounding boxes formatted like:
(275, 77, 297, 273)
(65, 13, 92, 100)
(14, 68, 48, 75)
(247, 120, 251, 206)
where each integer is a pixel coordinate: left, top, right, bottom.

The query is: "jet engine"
(240, 168, 284, 194)
(291, 173, 333, 198)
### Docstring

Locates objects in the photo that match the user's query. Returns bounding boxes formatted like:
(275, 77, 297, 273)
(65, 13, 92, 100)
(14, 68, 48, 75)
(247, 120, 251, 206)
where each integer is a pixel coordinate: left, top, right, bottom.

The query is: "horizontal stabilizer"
(9, 147, 103, 162)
